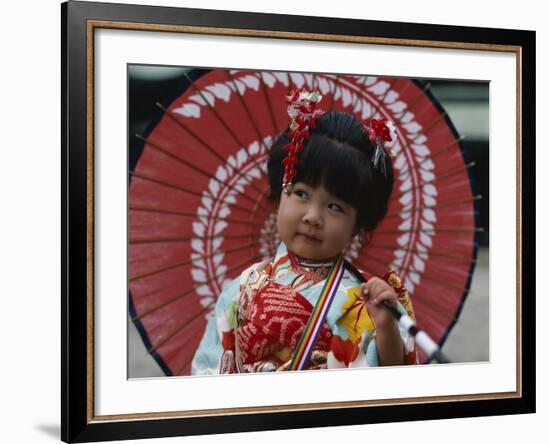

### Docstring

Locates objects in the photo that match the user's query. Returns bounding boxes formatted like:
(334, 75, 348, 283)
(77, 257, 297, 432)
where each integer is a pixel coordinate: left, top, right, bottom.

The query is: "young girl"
(191, 90, 417, 374)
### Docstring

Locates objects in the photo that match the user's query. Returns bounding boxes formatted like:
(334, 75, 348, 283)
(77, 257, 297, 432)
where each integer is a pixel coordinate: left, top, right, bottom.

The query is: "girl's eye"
(328, 203, 343, 212)
(294, 189, 308, 199)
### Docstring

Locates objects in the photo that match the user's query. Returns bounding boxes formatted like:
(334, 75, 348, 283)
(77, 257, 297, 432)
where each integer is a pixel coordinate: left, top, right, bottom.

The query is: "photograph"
(127, 66, 489, 378)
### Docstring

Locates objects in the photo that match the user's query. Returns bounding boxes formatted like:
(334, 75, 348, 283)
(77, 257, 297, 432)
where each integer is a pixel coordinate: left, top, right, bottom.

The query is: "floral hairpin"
(364, 118, 397, 178)
(282, 89, 325, 194)
(281, 90, 396, 189)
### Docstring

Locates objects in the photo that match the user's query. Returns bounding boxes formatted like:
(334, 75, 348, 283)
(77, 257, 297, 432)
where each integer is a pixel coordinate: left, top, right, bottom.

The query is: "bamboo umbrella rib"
(285, 72, 293, 98)
(155, 102, 225, 165)
(392, 161, 476, 193)
(155, 102, 269, 199)
(226, 70, 272, 155)
(146, 305, 206, 355)
(133, 253, 262, 322)
(311, 73, 318, 92)
(386, 195, 482, 217)
(258, 71, 279, 135)
(131, 171, 204, 197)
(130, 232, 258, 245)
(376, 226, 483, 234)
(354, 257, 460, 322)
(406, 267, 469, 292)
(173, 325, 210, 375)
(130, 171, 271, 219)
(136, 285, 199, 323)
(409, 111, 448, 144)
(327, 74, 341, 112)
(350, 76, 370, 113)
(404, 289, 463, 325)
(357, 251, 472, 293)
(391, 162, 476, 203)
(383, 281, 465, 326)
(369, 77, 398, 119)
(395, 82, 431, 123)
(397, 82, 432, 123)
(129, 240, 259, 282)
(129, 205, 264, 227)
(389, 79, 413, 112)
(145, 255, 262, 353)
(437, 161, 477, 181)
(354, 253, 392, 275)
(182, 72, 249, 151)
(358, 253, 460, 318)
(130, 205, 198, 218)
(415, 135, 466, 164)
(367, 242, 476, 263)
(249, 183, 273, 212)
(403, 135, 465, 177)
(136, 134, 274, 214)
(175, 356, 194, 376)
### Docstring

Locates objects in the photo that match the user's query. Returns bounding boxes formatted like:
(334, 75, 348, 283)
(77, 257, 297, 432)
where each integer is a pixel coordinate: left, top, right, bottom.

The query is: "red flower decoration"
(329, 335, 361, 367)
(366, 118, 393, 144)
(282, 89, 324, 189)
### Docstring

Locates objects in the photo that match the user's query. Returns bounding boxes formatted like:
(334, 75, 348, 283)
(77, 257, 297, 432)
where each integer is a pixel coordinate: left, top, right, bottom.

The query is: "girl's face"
(276, 182, 358, 262)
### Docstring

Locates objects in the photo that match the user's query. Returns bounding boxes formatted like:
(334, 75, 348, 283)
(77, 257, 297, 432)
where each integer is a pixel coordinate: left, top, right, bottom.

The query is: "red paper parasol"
(129, 69, 479, 375)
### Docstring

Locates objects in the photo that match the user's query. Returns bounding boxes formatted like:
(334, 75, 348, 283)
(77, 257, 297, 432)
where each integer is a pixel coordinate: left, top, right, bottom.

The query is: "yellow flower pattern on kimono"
(338, 287, 375, 342)
(329, 287, 375, 367)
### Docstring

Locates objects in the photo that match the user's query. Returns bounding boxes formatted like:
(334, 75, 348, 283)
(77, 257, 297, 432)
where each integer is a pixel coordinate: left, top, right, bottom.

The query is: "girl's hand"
(361, 277, 398, 330)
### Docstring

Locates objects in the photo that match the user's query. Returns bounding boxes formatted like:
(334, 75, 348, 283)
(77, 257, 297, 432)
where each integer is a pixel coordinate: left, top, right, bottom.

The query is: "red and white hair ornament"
(282, 89, 325, 194)
(281, 92, 396, 190)
(364, 118, 397, 177)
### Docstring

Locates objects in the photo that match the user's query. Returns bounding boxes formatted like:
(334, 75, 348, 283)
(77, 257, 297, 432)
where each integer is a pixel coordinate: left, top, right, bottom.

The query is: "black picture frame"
(61, 1, 536, 442)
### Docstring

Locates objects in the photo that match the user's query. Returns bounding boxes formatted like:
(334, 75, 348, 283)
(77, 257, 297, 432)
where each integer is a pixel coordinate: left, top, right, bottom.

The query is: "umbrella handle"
(343, 260, 451, 364)
(381, 301, 450, 364)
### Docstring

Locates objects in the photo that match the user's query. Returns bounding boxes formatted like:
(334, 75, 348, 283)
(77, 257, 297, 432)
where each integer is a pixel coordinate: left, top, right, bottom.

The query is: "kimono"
(191, 242, 417, 375)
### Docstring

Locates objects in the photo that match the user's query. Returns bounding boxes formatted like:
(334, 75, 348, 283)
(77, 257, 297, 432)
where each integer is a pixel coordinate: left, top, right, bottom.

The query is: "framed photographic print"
(62, 0, 535, 442)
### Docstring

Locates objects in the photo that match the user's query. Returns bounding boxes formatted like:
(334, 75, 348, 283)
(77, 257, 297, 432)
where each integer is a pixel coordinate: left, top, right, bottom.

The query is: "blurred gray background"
(128, 68, 489, 377)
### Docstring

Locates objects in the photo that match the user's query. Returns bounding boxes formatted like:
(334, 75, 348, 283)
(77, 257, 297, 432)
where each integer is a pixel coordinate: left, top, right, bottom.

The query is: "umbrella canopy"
(129, 69, 479, 375)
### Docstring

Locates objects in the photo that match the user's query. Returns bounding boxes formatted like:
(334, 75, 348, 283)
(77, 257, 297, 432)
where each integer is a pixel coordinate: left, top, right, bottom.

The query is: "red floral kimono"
(191, 242, 417, 374)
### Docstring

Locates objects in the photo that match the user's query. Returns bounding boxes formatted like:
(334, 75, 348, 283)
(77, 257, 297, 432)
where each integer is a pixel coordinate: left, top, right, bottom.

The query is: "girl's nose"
(302, 205, 323, 227)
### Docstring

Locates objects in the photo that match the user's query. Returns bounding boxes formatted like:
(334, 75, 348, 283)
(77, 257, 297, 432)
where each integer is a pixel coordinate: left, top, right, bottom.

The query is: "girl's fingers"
(364, 280, 397, 306)
(365, 279, 386, 293)
(364, 278, 384, 295)
(375, 291, 397, 307)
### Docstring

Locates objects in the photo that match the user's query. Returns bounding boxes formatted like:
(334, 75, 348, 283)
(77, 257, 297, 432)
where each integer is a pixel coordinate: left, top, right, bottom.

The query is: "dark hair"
(268, 111, 394, 233)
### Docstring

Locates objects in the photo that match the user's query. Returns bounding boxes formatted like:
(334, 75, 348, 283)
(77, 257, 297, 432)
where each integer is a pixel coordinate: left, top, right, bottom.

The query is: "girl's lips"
(298, 233, 322, 242)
